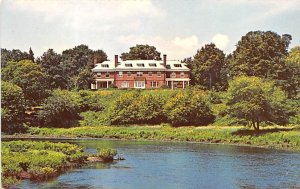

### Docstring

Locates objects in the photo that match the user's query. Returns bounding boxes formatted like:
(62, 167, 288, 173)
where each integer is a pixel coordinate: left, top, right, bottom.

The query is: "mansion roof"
(92, 59, 190, 72)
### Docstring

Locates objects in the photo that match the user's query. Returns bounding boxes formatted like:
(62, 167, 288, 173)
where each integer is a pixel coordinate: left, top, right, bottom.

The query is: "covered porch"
(91, 79, 114, 89)
(165, 78, 190, 89)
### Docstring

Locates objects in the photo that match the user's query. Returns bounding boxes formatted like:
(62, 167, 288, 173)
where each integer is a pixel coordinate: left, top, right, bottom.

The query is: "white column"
(188, 81, 189, 86)
(171, 81, 174, 90)
(96, 81, 98, 89)
(106, 81, 109, 88)
(183, 81, 185, 89)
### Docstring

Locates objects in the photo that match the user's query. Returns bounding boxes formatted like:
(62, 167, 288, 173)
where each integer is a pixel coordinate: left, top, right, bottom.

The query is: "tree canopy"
(1, 48, 30, 68)
(191, 43, 227, 90)
(1, 81, 26, 133)
(121, 44, 161, 60)
(2, 60, 48, 106)
(227, 76, 290, 130)
(228, 31, 291, 78)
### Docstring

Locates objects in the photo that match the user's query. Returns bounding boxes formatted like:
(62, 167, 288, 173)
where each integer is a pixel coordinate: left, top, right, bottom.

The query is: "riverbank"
(4, 125, 300, 152)
(1, 140, 118, 188)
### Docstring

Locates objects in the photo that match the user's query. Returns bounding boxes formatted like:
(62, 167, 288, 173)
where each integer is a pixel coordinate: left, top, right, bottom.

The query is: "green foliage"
(96, 148, 117, 161)
(1, 141, 87, 186)
(1, 48, 29, 68)
(38, 90, 81, 127)
(121, 44, 161, 60)
(2, 59, 48, 106)
(191, 43, 227, 90)
(110, 91, 167, 124)
(164, 90, 215, 126)
(228, 31, 290, 78)
(227, 76, 291, 130)
(1, 81, 26, 134)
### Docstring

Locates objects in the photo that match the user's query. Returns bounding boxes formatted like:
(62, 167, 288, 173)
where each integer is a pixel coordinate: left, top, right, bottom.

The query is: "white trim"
(165, 78, 190, 81)
(134, 81, 145, 89)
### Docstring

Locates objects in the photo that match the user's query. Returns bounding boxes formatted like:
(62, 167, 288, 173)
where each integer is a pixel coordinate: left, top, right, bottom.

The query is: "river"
(16, 139, 300, 189)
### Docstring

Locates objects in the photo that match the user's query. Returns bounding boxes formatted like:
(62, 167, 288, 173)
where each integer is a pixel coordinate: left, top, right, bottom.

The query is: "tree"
(121, 44, 161, 60)
(36, 49, 67, 89)
(191, 43, 227, 90)
(227, 31, 291, 79)
(37, 90, 81, 127)
(1, 81, 26, 133)
(227, 76, 290, 131)
(29, 47, 34, 62)
(61, 44, 107, 89)
(163, 90, 215, 126)
(72, 68, 94, 90)
(2, 60, 48, 106)
(1, 48, 29, 68)
(277, 46, 300, 98)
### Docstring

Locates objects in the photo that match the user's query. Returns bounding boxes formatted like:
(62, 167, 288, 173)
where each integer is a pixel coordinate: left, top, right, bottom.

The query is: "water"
(16, 139, 300, 189)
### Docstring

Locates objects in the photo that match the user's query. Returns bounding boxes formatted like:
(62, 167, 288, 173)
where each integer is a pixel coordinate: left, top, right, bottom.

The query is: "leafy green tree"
(2, 60, 48, 106)
(29, 47, 35, 62)
(36, 49, 67, 89)
(277, 46, 300, 98)
(121, 44, 161, 60)
(227, 76, 290, 131)
(164, 91, 215, 126)
(191, 43, 227, 90)
(227, 31, 291, 78)
(1, 48, 29, 68)
(1, 81, 26, 133)
(37, 90, 81, 127)
(71, 68, 94, 90)
(61, 44, 107, 89)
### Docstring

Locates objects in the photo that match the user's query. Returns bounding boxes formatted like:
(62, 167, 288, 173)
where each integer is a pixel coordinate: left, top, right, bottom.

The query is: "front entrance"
(96, 81, 112, 89)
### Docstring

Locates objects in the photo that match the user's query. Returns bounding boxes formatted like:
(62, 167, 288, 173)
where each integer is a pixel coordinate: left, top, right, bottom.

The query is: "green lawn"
(11, 124, 300, 152)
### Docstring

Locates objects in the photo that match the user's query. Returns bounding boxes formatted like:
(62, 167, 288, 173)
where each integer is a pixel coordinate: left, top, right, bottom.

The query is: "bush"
(38, 90, 81, 127)
(1, 81, 26, 134)
(96, 148, 117, 161)
(164, 90, 215, 126)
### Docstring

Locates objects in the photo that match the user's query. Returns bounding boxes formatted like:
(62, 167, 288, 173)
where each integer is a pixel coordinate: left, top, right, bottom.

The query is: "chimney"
(163, 54, 167, 67)
(114, 55, 118, 68)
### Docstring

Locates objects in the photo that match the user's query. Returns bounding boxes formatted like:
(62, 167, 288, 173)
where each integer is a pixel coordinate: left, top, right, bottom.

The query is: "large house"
(91, 55, 190, 89)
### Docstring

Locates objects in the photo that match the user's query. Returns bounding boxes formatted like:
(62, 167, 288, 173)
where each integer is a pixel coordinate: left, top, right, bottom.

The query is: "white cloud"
(172, 35, 199, 49)
(211, 34, 230, 50)
(8, 0, 165, 31)
(117, 35, 202, 59)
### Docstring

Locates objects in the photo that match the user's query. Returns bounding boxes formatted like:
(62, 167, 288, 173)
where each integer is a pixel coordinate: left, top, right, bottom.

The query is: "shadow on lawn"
(232, 127, 298, 136)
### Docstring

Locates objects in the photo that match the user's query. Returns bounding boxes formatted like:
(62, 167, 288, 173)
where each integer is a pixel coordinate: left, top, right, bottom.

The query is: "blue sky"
(1, 0, 300, 60)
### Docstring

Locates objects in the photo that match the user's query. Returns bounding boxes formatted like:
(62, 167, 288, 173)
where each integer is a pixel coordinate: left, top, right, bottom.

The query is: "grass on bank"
(25, 125, 300, 152)
(1, 141, 117, 188)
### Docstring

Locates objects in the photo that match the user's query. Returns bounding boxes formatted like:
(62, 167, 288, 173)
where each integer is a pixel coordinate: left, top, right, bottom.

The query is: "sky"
(1, 0, 300, 60)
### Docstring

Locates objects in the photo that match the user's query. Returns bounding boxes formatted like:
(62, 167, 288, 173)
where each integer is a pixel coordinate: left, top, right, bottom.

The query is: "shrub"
(164, 90, 215, 126)
(96, 148, 117, 161)
(38, 90, 81, 127)
(1, 81, 26, 134)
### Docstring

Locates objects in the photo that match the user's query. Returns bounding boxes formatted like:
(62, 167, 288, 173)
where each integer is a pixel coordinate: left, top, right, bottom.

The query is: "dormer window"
(125, 63, 133, 67)
(149, 63, 157, 67)
(137, 63, 145, 67)
(174, 64, 182, 67)
(101, 64, 109, 68)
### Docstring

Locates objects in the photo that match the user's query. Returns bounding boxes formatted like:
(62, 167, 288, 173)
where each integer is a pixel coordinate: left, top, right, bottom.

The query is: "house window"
(121, 82, 129, 88)
(127, 72, 132, 77)
(149, 63, 157, 67)
(135, 81, 145, 88)
(174, 64, 182, 67)
(137, 72, 143, 77)
(151, 81, 158, 88)
(171, 72, 176, 78)
(180, 72, 185, 78)
(137, 63, 145, 67)
(101, 64, 109, 68)
(97, 73, 101, 77)
(105, 72, 110, 78)
(125, 63, 133, 67)
(118, 71, 123, 77)
(157, 72, 161, 77)
(148, 72, 153, 77)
